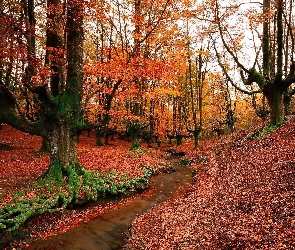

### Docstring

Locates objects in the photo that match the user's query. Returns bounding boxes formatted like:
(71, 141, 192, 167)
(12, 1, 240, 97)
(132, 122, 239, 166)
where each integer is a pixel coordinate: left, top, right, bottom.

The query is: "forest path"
(28, 158, 192, 250)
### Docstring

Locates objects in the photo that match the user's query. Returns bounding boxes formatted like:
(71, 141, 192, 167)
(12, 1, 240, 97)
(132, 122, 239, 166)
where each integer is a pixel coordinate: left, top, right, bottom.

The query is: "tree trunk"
(265, 87, 284, 126)
(176, 132, 182, 146)
(95, 125, 105, 146)
(46, 123, 80, 180)
(193, 128, 201, 149)
(39, 137, 50, 152)
(129, 124, 141, 150)
(44, 0, 84, 178)
(104, 130, 110, 145)
(271, 92, 283, 125)
(215, 0, 295, 127)
(283, 92, 292, 117)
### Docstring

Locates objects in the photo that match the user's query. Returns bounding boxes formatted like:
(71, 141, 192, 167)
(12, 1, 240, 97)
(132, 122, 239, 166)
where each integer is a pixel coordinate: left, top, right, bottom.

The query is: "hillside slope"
(125, 118, 295, 249)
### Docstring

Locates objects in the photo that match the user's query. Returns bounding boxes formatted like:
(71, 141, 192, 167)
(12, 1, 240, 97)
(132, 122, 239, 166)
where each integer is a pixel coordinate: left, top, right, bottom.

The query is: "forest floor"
(0, 125, 173, 249)
(0, 117, 295, 249)
(125, 117, 295, 249)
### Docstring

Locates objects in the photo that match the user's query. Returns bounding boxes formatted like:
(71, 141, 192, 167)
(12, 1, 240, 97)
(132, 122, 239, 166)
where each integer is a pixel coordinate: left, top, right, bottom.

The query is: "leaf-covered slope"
(125, 118, 295, 249)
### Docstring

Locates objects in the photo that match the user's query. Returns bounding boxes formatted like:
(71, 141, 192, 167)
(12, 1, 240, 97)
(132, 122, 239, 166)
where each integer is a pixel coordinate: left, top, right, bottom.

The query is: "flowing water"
(28, 159, 192, 250)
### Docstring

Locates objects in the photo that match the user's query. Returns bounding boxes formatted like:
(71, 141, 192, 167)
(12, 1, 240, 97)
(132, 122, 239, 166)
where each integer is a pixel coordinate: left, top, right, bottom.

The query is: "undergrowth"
(179, 158, 194, 166)
(246, 123, 280, 140)
(0, 166, 153, 233)
(129, 144, 145, 153)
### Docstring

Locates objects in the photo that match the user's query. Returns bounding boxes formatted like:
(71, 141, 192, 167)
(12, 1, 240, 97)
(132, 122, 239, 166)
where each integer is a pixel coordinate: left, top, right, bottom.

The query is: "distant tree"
(83, 0, 188, 148)
(185, 50, 206, 148)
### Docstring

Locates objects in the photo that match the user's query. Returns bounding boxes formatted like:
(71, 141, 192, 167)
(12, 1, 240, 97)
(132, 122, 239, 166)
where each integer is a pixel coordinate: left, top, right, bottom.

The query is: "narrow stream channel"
(28, 159, 192, 250)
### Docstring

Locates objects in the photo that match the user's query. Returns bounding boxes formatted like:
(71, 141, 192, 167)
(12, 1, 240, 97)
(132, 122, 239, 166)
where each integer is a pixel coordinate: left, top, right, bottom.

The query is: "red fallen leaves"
(25, 189, 156, 242)
(0, 125, 167, 201)
(77, 132, 169, 178)
(0, 126, 47, 203)
(0, 124, 168, 246)
(125, 117, 295, 249)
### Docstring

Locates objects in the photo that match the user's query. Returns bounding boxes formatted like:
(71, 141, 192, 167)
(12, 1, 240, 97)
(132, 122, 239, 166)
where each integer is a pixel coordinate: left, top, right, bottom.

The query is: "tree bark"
(45, 0, 84, 176)
(39, 137, 50, 152)
(268, 89, 284, 125)
(47, 123, 80, 179)
(283, 92, 292, 117)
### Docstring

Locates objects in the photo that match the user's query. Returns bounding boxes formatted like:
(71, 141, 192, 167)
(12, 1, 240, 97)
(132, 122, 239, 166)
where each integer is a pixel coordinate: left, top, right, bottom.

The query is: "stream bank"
(27, 158, 192, 250)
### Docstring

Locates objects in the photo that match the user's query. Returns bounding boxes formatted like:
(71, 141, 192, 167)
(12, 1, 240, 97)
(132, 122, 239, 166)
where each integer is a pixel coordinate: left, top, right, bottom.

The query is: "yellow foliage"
(196, 49, 210, 57)
(154, 88, 181, 97)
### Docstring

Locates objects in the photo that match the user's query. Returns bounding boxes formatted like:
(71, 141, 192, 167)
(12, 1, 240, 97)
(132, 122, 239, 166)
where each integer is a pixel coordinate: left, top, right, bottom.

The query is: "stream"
(28, 159, 192, 250)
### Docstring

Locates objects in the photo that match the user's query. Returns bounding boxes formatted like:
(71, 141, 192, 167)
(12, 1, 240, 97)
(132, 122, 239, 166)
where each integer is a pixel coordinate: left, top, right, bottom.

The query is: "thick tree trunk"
(265, 87, 284, 126)
(46, 0, 84, 176)
(46, 123, 80, 180)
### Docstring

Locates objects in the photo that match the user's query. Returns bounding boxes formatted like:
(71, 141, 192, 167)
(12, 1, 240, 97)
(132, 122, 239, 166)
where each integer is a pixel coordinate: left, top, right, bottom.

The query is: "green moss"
(129, 144, 145, 152)
(0, 165, 154, 233)
(246, 123, 280, 140)
(248, 67, 266, 88)
(49, 166, 63, 181)
(50, 90, 82, 123)
(41, 159, 63, 181)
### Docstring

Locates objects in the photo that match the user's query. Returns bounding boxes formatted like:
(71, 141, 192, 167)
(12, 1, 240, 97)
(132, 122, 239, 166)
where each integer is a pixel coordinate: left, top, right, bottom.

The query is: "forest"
(0, 0, 294, 249)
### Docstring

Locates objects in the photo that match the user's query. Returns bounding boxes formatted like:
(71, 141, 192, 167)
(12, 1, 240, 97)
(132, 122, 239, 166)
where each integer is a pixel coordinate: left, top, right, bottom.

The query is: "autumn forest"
(0, 0, 295, 249)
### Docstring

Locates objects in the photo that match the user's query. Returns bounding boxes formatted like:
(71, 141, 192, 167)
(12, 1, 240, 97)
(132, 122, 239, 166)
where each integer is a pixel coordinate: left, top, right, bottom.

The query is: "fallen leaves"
(0, 125, 167, 201)
(2, 118, 295, 249)
(0, 125, 168, 248)
(125, 117, 295, 249)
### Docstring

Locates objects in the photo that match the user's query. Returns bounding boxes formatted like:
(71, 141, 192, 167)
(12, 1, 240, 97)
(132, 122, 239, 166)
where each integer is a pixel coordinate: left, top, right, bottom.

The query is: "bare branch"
(215, 0, 249, 73)
(212, 38, 260, 95)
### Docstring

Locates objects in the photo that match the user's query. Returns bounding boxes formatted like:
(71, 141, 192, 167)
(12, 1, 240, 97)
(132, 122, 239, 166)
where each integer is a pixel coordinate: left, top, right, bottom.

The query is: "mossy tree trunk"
(48, 0, 84, 175)
(264, 85, 284, 126)
(129, 124, 141, 150)
(46, 123, 81, 180)
(38, 0, 84, 178)
(0, 0, 85, 179)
